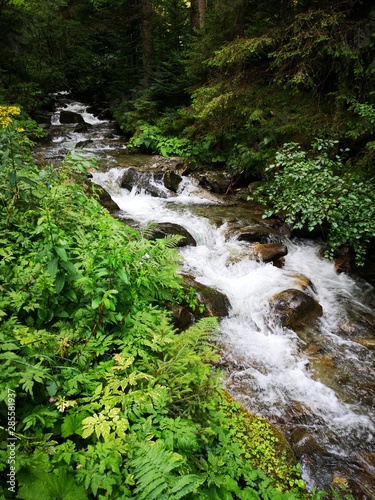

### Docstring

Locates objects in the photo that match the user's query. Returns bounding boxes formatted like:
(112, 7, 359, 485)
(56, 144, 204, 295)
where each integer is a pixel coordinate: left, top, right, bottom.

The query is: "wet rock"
(288, 273, 317, 293)
(145, 222, 196, 247)
(182, 275, 230, 319)
(338, 311, 375, 341)
(269, 289, 323, 330)
(289, 427, 324, 456)
(252, 214, 293, 238)
(120, 167, 170, 198)
(95, 185, 120, 213)
(334, 245, 356, 274)
(76, 139, 93, 148)
(229, 226, 284, 243)
(198, 170, 232, 194)
(60, 110, 86, 125)
(74, 122, 90, 132)
(353, 338, 375, 350)
(167, 304, 194, 330)
(253, 243, 288, 263)
(272, 257, 285, 268)
(164, 169, 182, 192)
(304, 343, 322, 356)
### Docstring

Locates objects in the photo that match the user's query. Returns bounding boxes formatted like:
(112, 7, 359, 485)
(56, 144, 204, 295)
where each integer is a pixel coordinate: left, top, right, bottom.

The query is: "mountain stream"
(34, 94, 375, 497)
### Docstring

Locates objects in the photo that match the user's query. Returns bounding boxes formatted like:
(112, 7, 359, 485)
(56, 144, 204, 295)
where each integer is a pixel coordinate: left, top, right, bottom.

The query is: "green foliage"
(251, 139, 375, 265)
(130, 441, 204, 499)
(127, 121, 222, 162)
(18, 468, 88, 500)
(207, 36, 273, 69)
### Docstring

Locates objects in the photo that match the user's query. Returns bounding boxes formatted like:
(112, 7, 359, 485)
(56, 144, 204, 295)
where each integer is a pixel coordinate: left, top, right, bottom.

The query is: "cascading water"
(92, 166, 375, 495)
(38, 96, 375, 496)
(36, 92, 128, 164)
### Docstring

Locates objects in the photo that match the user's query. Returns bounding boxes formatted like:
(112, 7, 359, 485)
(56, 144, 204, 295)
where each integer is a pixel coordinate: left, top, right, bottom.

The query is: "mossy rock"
(220, 392, 306, 493)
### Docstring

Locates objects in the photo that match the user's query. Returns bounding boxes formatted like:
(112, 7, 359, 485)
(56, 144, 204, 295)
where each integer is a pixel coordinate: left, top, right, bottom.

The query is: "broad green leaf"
(48, 258, 59, 278)
(55, 246, 68, 262)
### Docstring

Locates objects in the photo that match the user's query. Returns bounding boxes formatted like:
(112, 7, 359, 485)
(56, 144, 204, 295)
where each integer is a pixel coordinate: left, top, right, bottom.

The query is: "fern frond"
(162, 234, 184, 248)
(131, 440, 206, 499)
(171, 474, 205, 499)
(139, 221, 159, 239)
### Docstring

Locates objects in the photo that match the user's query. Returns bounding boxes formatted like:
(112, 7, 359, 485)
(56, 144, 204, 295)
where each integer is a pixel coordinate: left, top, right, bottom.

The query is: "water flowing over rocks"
(163, 169, 182, 192)
(34, 95, 375, 498)
(59, 109, 88, 125)
(228, 225, 285, 243)
(120, 167, 173, 198)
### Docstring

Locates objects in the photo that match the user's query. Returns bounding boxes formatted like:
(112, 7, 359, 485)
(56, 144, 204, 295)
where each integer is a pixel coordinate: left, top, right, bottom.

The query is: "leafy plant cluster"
(126, 121, 225, 163)
(0, 106, 314, 499)
(251, 139, 375, 265)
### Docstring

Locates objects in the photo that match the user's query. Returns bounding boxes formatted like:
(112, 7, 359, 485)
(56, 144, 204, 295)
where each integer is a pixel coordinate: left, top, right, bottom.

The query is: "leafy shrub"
(251, 139, 375, 265)
(127, 121, 224, 162)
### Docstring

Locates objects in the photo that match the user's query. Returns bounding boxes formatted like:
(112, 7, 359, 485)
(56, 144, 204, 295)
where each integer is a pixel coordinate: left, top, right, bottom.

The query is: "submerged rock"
(287, 273, 317, 293)
(120, 167, 171, 198)
(269, 289, 323, 330)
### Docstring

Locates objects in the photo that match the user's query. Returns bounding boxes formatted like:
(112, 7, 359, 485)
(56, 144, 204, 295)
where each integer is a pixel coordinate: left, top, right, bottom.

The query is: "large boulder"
(253, 243, 288, 263)
(60, 110, 86, 125)
(198, 171, 232, 194)
(269, 289, 323, 330)
(182, 275, 230, 319)
(145, 222, 196, 247)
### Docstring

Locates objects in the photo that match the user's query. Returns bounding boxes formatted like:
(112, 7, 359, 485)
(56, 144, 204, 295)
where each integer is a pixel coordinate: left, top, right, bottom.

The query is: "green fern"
(131, 441, 204, 499)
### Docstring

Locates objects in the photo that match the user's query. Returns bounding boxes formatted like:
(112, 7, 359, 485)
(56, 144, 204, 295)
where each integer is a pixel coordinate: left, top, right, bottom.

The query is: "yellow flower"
(0, 105, 21, 128)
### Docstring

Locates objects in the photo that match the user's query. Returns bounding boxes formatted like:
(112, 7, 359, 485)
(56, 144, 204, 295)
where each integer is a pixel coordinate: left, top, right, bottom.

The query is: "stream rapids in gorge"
(35, 94, 375, 497)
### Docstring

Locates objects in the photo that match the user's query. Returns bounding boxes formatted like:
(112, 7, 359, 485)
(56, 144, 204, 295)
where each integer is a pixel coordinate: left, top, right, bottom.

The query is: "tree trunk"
(140, 0, 153, 87)
(191, 0, 206, 30)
